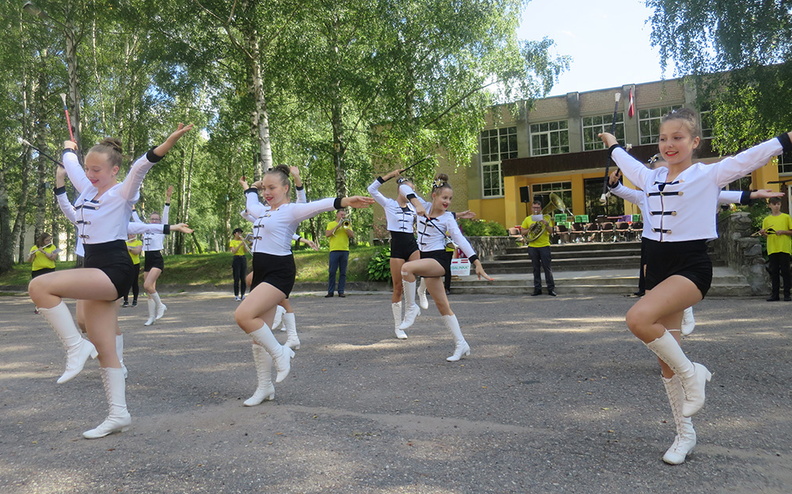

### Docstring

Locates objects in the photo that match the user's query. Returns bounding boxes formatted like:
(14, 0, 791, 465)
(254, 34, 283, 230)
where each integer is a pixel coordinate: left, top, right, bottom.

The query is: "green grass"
(0, 246, 382, 288)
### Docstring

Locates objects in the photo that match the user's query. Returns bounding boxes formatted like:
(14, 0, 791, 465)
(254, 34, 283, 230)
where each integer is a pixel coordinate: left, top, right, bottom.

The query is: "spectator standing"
(122, 234, 143, 307)
(29, 233, 61, 279)
(760, 196, 792, 301)
(325, 210, 353, 298)
(521, 201, 556, 296)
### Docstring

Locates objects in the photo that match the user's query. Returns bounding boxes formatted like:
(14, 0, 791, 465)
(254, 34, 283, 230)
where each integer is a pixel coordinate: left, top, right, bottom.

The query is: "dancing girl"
(397, 173, 493, 361)
(367, 169, 421, 339)
(235, 166, 373, 406)
(599, 108, 792, 463)
(141, 186, 173, 326)
(29, 123, 192, 438)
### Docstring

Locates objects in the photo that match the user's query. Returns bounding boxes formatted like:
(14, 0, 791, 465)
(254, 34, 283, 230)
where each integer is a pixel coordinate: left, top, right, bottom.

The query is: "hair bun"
(99, 137, 123, 154)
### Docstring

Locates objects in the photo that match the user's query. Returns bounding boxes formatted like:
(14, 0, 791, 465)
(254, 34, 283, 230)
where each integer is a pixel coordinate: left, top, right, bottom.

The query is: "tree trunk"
(246, 28, 272, 180)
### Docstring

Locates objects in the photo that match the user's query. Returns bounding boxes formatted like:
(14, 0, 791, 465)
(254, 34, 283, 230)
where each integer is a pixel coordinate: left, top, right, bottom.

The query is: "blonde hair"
(88, 138, 124, 169)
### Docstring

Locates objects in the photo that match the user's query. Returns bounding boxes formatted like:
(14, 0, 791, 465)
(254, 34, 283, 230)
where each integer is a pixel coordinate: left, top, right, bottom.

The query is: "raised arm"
(62, 143, 91, 193)
(53, 165, 78, 225)
(119, 125, 193, 201)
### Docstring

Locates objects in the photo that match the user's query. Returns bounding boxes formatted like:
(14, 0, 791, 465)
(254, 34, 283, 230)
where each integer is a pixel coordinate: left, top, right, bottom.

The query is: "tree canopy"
(647, 0, 792, 152)
(0, 0, 567, 273)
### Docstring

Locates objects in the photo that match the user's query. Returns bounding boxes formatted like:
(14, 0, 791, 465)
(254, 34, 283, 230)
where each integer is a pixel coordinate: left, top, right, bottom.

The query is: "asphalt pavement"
(1, 289, 790, 493)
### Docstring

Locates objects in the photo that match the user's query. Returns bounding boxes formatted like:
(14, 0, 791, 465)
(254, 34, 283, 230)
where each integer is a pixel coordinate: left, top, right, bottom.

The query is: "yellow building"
(458, 76, 784, 229)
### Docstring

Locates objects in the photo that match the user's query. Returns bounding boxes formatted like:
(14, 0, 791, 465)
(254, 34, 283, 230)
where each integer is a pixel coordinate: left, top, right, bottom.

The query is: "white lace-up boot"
(681, 307, 696, 336)
(443, 314, 470, 362)
(151, 292, 167, 320)
(392, 302, 407, 339)
(417, 278, 429, 310)
(144, 298, 157, 326)
(116, 334, 128, 379)
(399, 279, 420, 330)
(250, 324, 294, 383)
(38, 301, 98, 383)
(244, 344, 275, 406)
(645, 331, 711, 417)
(283, 312, 301, 350)
(662, 375, 696, 464)
(83, 367, 132, 439)
(273, 305, 287, 332)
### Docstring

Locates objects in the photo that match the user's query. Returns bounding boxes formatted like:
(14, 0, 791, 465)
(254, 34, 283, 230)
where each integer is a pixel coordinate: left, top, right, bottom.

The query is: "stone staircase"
(451, 240, 753, 297)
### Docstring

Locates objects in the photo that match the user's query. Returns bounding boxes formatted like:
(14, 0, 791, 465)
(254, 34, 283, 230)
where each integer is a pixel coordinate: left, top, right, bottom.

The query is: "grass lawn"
(0, 246, 384, 289)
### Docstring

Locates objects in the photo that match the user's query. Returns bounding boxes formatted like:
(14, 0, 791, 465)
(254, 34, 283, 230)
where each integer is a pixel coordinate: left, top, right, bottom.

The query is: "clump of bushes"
(458, 218, 508, 236)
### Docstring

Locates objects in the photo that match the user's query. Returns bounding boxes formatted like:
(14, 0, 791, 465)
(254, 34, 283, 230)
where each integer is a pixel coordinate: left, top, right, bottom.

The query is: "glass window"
(638, 105, 681, 144)
(582, 114, 625, 150)
(530, 120, 569, 156)
(699, 108, 714, 139)
(530, 181, 572, 213)
(479, 127, 517, 197)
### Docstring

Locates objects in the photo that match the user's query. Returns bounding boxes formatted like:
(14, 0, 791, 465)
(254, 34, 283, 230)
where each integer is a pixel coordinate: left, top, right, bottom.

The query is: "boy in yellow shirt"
(760, 197, 792, 301)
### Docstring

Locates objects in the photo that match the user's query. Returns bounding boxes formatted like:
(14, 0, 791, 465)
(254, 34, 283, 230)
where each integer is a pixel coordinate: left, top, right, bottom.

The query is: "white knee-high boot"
(273, 305, 287, 332)
(144, 298, 157, 326)
(681, 307, 696, 336)
(151, 292, 167, 320)
(249, 324, 294, 383)
(38, 301, 98, 384)
(417, 278, 429, 310)
(392, 302, 407, 339)
(443, 314, 470, 362)
(399, 279, 420, 330)
(662, 375, 696, 464)
(645, 331, 711, 417)
(116, 334, 128, 379)
(283, 312, 301, 350)
(83, 367, 132, 439)
(244, 344, 275, 406)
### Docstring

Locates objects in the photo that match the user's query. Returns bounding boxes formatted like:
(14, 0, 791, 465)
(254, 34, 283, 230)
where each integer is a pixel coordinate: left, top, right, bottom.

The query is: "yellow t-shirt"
(521, 214, 553, 248)
(763, 213, 792, 255)
(326, 221, 350, 251)
(29, 244, 58, 271)
(229, 239, 247, 256)
(126, 239, 143, 265)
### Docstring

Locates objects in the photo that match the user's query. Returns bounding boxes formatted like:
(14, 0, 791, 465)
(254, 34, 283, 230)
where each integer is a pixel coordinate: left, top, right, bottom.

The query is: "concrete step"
(449, 266, 752, 297)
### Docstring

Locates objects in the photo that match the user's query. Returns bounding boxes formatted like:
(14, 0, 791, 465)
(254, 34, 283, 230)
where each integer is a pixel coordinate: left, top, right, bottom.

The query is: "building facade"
(461, 76, 786, 229)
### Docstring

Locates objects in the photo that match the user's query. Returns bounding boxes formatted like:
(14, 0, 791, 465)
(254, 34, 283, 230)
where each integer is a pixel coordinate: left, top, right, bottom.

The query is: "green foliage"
(366, 246, 392, 282)
(458, 218, 508, 236)
(647, 1, 792, 151)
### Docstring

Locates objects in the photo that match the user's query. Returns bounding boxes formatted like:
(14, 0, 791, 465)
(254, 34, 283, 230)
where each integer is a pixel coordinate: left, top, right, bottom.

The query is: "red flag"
(627, 86, 635, 118)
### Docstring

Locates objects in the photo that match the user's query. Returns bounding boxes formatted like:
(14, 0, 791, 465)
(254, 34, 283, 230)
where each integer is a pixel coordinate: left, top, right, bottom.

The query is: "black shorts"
(84, 240, 135, 300)
(144, 250, 164, 272)
(644, 238, 712, 297)
(390, 231, 419, 261)
(251, 252, 296, 297)
(31, 267, 55, 279)
(420, 249, 453, 277)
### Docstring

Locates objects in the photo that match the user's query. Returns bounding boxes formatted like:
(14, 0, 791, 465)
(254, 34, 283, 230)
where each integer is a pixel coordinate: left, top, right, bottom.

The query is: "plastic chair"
(600, 222, 615, 242)
(614, 221, 631, 241)
(570, 222, 586, 242)
(584, 222, 600, 242)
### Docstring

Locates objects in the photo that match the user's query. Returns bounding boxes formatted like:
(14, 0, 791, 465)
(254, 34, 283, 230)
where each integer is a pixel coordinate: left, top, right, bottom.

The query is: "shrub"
(367, 246, 392, 281)
(458, 218, 508, 236)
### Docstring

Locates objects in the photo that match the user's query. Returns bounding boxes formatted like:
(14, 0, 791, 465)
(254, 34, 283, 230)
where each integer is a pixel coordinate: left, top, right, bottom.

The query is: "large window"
(480, 127, 517, 197)
(638, 105, 681, 144)
(531, 181, 572, 213)
(530, 120, 569, 156)
(779, 150, 792, 175)
(699, 108, 714, 139)
(582, 114, 625, 150)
